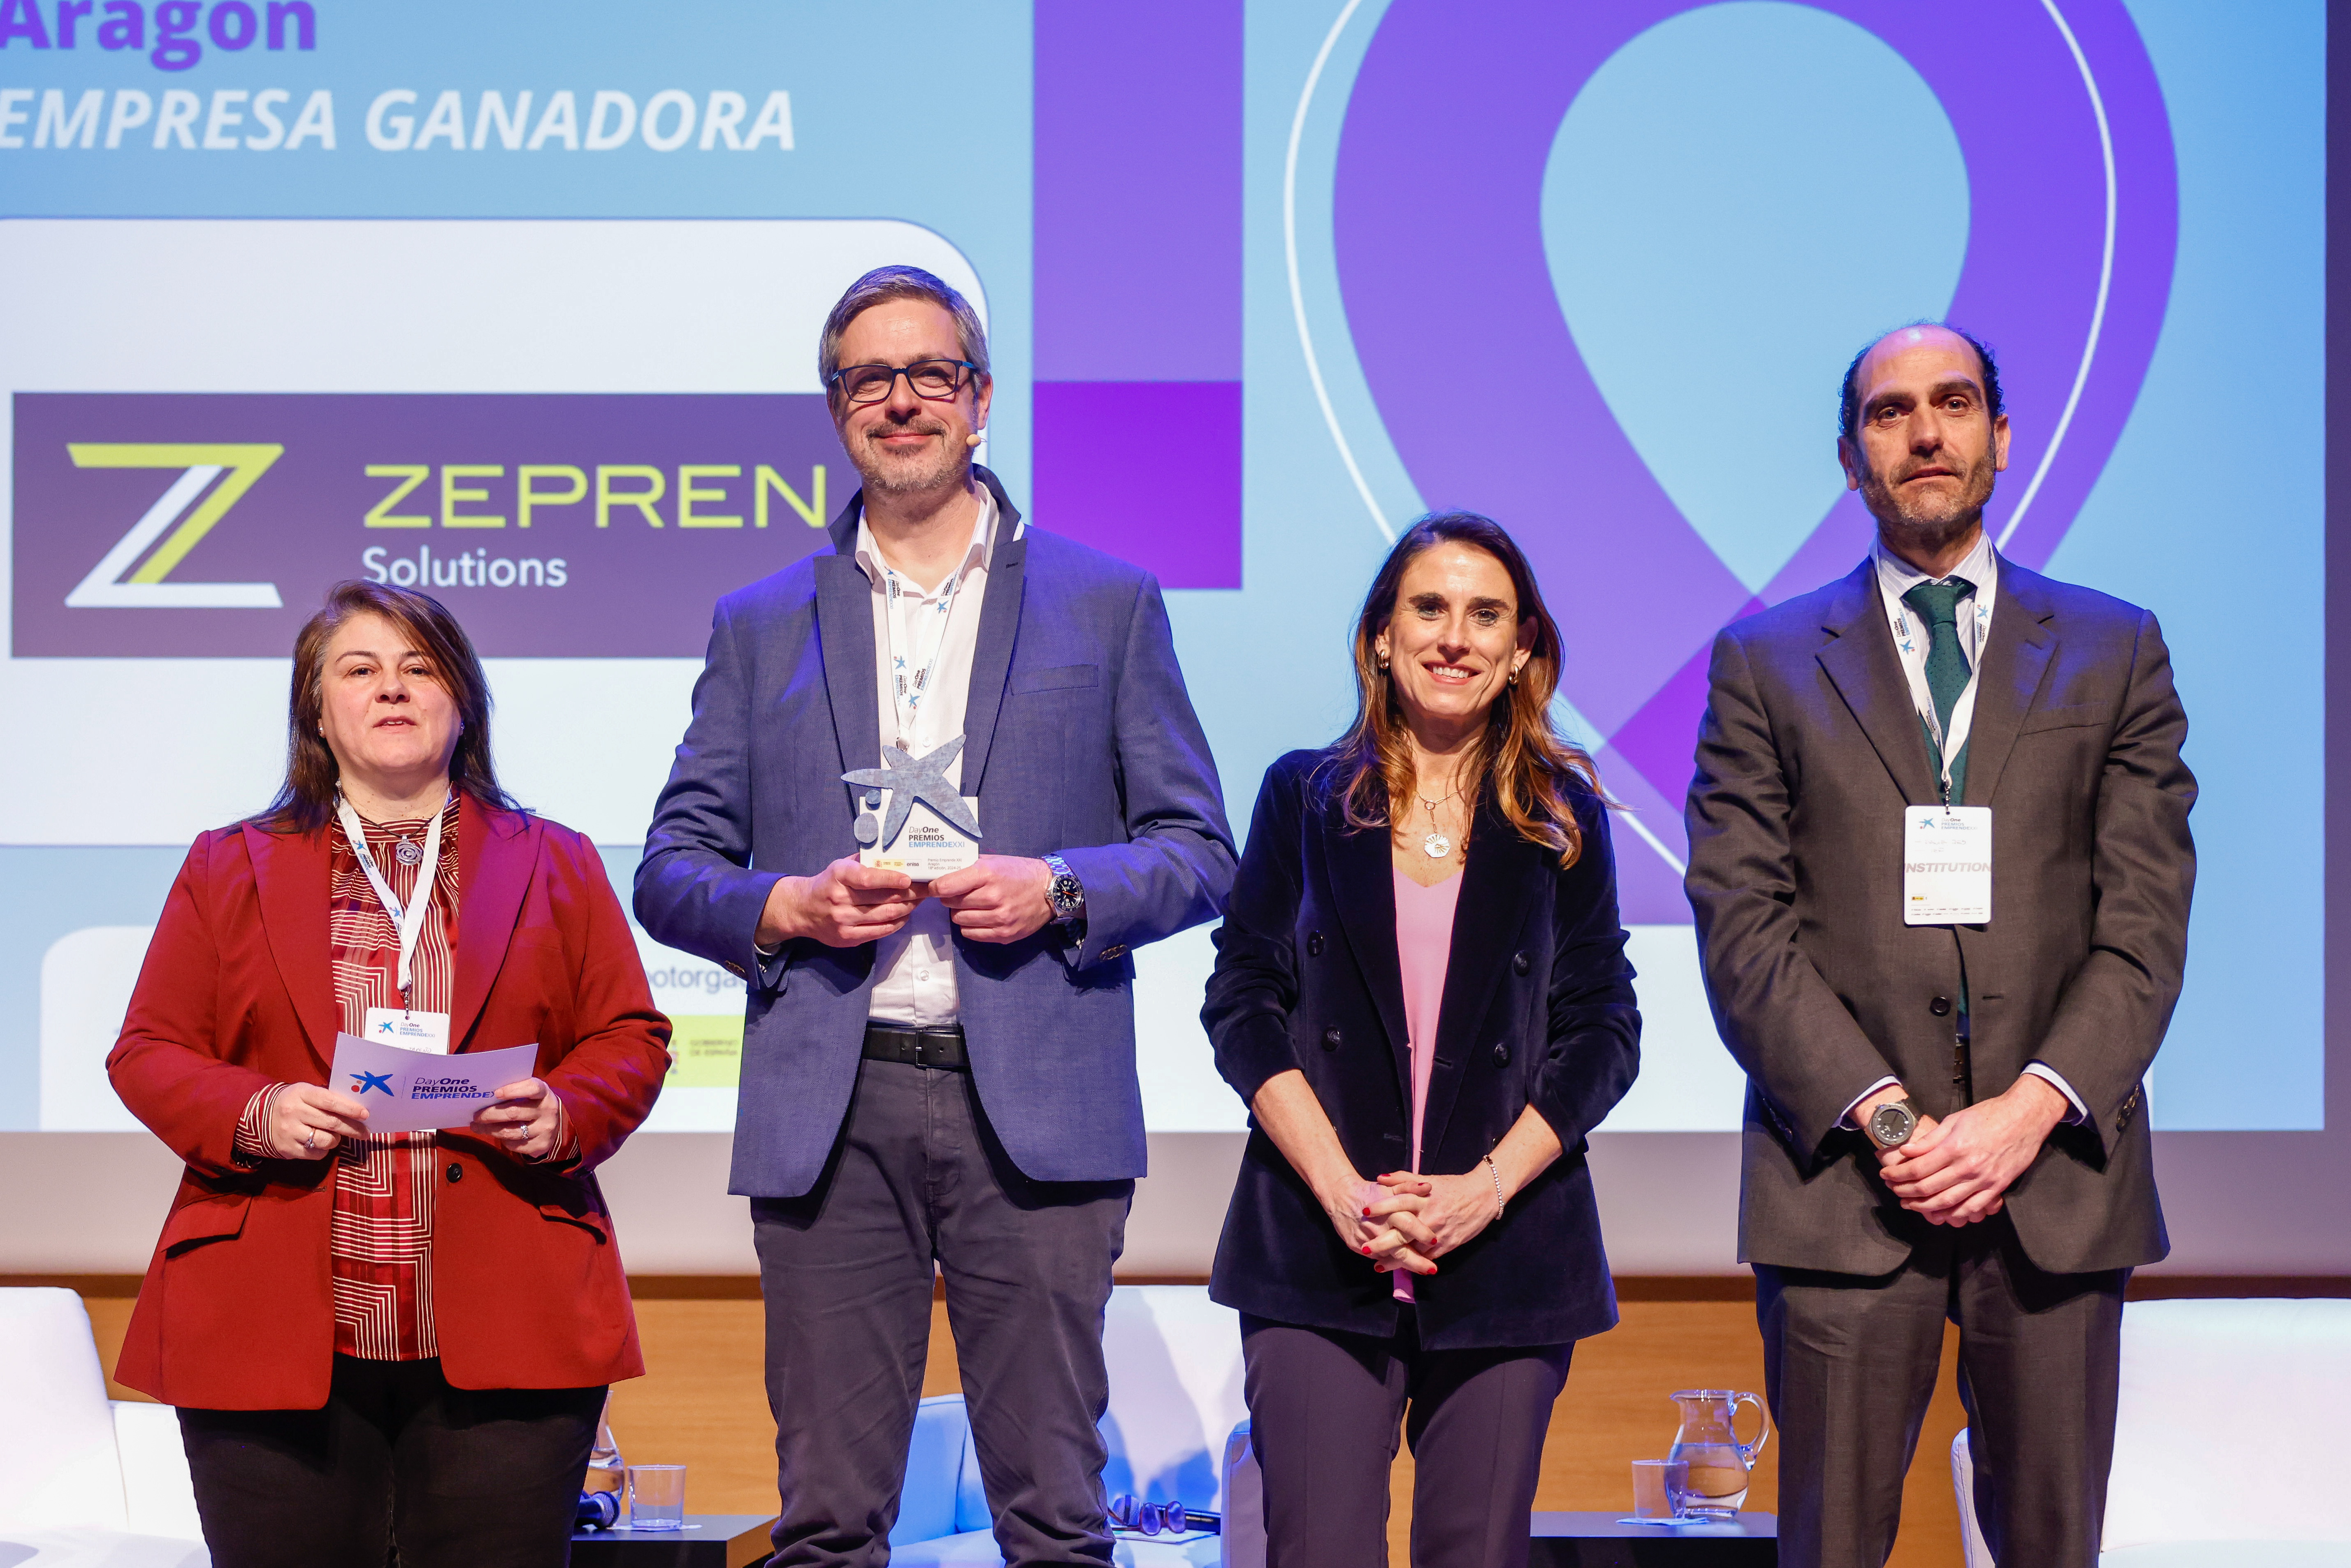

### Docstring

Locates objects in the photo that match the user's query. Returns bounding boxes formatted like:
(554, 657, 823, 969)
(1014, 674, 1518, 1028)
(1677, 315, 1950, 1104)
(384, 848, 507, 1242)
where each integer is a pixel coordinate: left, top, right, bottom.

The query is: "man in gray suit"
(1685, 323, 2195, 1568)
(637, 266, 1235, 1566)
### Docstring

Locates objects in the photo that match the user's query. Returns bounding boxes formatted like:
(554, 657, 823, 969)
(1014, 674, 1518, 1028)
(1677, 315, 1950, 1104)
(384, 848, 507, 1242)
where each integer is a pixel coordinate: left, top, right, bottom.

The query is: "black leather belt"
(862, 1023, 969, 1071)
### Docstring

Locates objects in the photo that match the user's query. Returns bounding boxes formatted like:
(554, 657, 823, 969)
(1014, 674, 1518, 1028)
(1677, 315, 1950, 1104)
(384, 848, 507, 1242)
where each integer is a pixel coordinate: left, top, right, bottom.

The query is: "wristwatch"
(1041, 853, 1086, 923)
(1865, 1097, 1923, 1150)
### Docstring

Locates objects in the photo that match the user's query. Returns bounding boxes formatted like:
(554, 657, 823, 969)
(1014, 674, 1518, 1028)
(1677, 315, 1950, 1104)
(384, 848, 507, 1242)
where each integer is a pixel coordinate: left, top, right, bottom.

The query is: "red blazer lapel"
(241, 821, 338, 1076)
(453, 793, 538, 1052)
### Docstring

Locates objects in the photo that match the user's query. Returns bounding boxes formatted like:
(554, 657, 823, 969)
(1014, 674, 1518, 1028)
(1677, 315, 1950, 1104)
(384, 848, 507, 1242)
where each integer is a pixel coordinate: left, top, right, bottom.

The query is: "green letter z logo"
(64, 443, 285, 608)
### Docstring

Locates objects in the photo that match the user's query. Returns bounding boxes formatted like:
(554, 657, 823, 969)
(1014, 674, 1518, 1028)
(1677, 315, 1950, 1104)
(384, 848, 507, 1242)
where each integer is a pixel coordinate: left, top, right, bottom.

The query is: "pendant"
(1422, 833, 1452, 859)
(394, 840, 425, 866)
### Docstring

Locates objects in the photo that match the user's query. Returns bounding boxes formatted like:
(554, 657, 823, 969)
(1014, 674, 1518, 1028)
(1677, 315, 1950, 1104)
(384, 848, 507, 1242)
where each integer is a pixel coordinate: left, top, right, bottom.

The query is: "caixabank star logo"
(12, 392, 840, 656)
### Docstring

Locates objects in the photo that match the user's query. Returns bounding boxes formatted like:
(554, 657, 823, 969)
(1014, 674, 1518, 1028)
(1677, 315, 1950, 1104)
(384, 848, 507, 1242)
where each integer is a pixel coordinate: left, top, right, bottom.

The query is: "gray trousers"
(1755, 1215, 2126, 1568)
(1240, 1311, 1570, 1568)
(750, 1056, 1133, 1568)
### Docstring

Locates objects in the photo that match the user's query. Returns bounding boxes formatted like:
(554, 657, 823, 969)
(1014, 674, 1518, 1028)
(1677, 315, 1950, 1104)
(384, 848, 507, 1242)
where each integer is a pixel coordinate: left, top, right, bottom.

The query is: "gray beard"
(1861, 464, 1995, 555)
(849, 431, 968, 497)
(1876, 506, 1983, 560)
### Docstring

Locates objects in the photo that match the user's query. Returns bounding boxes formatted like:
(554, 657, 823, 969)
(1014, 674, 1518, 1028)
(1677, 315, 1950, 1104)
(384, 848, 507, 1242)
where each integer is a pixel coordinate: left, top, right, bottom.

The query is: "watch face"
(1868, 1102, 1915, 1148)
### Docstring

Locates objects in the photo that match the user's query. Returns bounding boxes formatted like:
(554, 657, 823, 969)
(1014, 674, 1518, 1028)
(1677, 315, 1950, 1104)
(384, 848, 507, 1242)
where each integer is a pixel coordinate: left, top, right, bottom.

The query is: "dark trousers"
(1755, 1215, 2126, 1568)
(1240, 1310, 1571, 1568)
(750, 1057, 1133, 1568)
(177, 1354, 605, 1568)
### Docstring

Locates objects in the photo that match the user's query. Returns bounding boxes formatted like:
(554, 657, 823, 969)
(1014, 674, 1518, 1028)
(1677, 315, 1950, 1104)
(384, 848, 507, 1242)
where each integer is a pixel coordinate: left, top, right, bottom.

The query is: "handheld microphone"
(1107, 1494, 1221, 1537)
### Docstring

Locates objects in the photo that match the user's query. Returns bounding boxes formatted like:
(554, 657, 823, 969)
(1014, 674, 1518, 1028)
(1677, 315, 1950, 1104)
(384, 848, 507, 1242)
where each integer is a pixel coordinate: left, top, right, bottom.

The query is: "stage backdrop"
(0, 2, 2324, 1147)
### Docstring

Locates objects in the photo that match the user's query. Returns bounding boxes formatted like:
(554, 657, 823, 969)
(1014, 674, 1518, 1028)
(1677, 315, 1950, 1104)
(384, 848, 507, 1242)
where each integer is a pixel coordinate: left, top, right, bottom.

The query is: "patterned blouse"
(234, 798, 568, 1362)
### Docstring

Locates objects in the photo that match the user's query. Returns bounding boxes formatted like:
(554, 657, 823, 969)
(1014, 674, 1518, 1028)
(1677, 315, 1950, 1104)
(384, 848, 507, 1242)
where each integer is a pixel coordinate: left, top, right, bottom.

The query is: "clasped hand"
(1322, 1170, 1499, 1277)
(1875, 1076, 2069, 1227)
(757, 854, 1053, 948)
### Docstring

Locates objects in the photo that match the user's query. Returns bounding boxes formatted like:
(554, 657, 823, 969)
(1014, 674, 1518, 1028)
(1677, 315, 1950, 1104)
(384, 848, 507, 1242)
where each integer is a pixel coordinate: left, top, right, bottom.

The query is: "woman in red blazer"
(107, 580, 671, 1568)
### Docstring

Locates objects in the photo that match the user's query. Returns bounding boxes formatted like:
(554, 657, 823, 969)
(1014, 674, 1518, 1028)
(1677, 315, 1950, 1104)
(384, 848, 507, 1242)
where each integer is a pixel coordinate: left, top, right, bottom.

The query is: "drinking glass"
(627, 1464, 686, 1529)
(1628, 1458, 1691, 1522)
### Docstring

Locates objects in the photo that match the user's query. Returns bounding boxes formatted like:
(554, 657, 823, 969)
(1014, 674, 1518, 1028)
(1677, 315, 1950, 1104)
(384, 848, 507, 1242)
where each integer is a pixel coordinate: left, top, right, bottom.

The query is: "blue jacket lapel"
(1320, 793, 1412, 1117)
(960, 467, 1026, 796)
(814, 468, 1024, 798)
(816, 489, 880, 785)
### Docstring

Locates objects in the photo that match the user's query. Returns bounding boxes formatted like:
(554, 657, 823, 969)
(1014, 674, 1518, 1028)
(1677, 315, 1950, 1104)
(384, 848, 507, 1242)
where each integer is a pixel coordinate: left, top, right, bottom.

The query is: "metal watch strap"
(1042, 852, 1084, 921)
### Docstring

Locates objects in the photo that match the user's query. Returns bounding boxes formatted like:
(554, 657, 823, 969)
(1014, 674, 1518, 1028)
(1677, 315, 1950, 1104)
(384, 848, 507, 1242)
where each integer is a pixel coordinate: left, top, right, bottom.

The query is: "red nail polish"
(1361, 1245, 1373, 1255)
(1360, 1208, 1372, 1218)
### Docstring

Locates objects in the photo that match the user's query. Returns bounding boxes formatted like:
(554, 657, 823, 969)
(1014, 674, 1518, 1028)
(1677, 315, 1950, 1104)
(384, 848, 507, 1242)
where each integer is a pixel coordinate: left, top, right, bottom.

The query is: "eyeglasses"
(829, 359, 979, 405)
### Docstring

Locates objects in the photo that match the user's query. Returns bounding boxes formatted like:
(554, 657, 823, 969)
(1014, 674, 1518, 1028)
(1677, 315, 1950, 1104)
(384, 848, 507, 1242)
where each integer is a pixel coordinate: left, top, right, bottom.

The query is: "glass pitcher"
(585, 1392, 625, 1497)
(1666, 1389, 1770, 1519)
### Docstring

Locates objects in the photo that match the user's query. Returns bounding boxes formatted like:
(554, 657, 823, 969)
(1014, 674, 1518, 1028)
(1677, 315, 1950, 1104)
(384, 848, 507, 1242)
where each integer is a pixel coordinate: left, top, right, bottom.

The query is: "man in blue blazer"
(636, 266, 1235, 1567)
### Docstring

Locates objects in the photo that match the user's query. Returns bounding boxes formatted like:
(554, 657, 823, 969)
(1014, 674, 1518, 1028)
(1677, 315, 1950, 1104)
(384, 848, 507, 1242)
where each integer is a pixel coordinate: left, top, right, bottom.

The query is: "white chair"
(1954, 1298, 2351, 1567)
(0, 1287, 207, 1566)
(891, 1285, 1258, 1567)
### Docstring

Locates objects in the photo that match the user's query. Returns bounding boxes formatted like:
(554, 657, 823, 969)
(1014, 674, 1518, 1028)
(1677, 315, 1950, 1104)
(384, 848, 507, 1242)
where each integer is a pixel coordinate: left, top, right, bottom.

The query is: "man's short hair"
(817, 266, 991, 392)
(1837, 322, 2003, 442)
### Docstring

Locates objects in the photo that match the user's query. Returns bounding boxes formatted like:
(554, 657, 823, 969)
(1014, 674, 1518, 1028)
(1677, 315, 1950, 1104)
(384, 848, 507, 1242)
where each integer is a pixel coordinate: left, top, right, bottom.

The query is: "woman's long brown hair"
(1323, 512, 1605, 867)
(250, 580, 521, 835)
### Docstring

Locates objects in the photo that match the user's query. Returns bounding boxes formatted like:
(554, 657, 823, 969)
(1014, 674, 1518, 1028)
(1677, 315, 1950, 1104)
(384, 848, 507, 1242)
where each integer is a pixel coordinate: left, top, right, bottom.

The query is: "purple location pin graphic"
(1331, 0, 2174, 913)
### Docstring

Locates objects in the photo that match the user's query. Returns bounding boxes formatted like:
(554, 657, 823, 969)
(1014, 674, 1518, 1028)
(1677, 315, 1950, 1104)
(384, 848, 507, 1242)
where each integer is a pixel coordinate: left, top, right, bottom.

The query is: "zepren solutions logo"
(12, 392, 840, 656)
(63, 442, 285, 607)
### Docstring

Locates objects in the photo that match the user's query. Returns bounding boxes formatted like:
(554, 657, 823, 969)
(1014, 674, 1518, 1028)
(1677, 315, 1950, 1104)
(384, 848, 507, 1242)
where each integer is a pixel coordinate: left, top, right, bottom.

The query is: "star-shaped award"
(841, 735, 983, 852)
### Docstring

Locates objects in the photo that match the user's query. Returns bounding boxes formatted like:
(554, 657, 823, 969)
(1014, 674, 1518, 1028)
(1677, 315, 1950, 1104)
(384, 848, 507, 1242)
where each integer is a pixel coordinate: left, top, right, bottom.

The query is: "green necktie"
(1902, 577, 1975, 804)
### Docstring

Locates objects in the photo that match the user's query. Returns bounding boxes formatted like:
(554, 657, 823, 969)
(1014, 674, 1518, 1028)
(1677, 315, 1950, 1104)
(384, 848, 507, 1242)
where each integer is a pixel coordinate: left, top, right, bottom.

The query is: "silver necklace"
(1417, 783, 1462, 860)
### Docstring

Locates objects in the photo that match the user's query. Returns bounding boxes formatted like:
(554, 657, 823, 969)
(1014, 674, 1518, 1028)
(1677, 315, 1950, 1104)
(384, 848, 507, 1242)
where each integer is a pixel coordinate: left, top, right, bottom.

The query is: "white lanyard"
(1879, 564, 1996, 804)
(880, 558, 968, 754)
(335, 792, 445, 1005)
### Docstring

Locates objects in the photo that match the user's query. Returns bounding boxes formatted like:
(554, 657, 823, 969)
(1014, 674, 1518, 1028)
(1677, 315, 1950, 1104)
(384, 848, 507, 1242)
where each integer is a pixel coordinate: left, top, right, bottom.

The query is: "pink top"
(1392, 866, 1462, 1303)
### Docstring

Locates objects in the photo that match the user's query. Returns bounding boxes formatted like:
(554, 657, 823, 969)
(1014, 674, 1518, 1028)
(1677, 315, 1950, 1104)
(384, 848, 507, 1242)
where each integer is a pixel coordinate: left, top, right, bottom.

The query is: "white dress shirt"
(856, 486, 997, 1028)
(1845, 532, 2087, 1129)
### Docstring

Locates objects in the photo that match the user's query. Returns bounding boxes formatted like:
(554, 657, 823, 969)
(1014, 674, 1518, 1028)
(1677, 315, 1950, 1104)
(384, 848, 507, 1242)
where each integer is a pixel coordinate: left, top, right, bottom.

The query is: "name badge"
(362, 1007, 453, 1054)
(1903, 806, 1991, 925)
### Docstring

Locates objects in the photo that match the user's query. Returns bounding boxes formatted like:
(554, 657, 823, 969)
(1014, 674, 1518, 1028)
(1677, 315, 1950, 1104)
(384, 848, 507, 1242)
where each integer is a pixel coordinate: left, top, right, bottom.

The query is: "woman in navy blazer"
(1205, 513, 1640, 1568)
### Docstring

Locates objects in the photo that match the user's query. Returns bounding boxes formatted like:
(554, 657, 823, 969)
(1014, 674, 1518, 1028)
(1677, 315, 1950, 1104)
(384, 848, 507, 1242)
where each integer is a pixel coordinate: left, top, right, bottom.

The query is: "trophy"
(842, 735, 982, 878)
